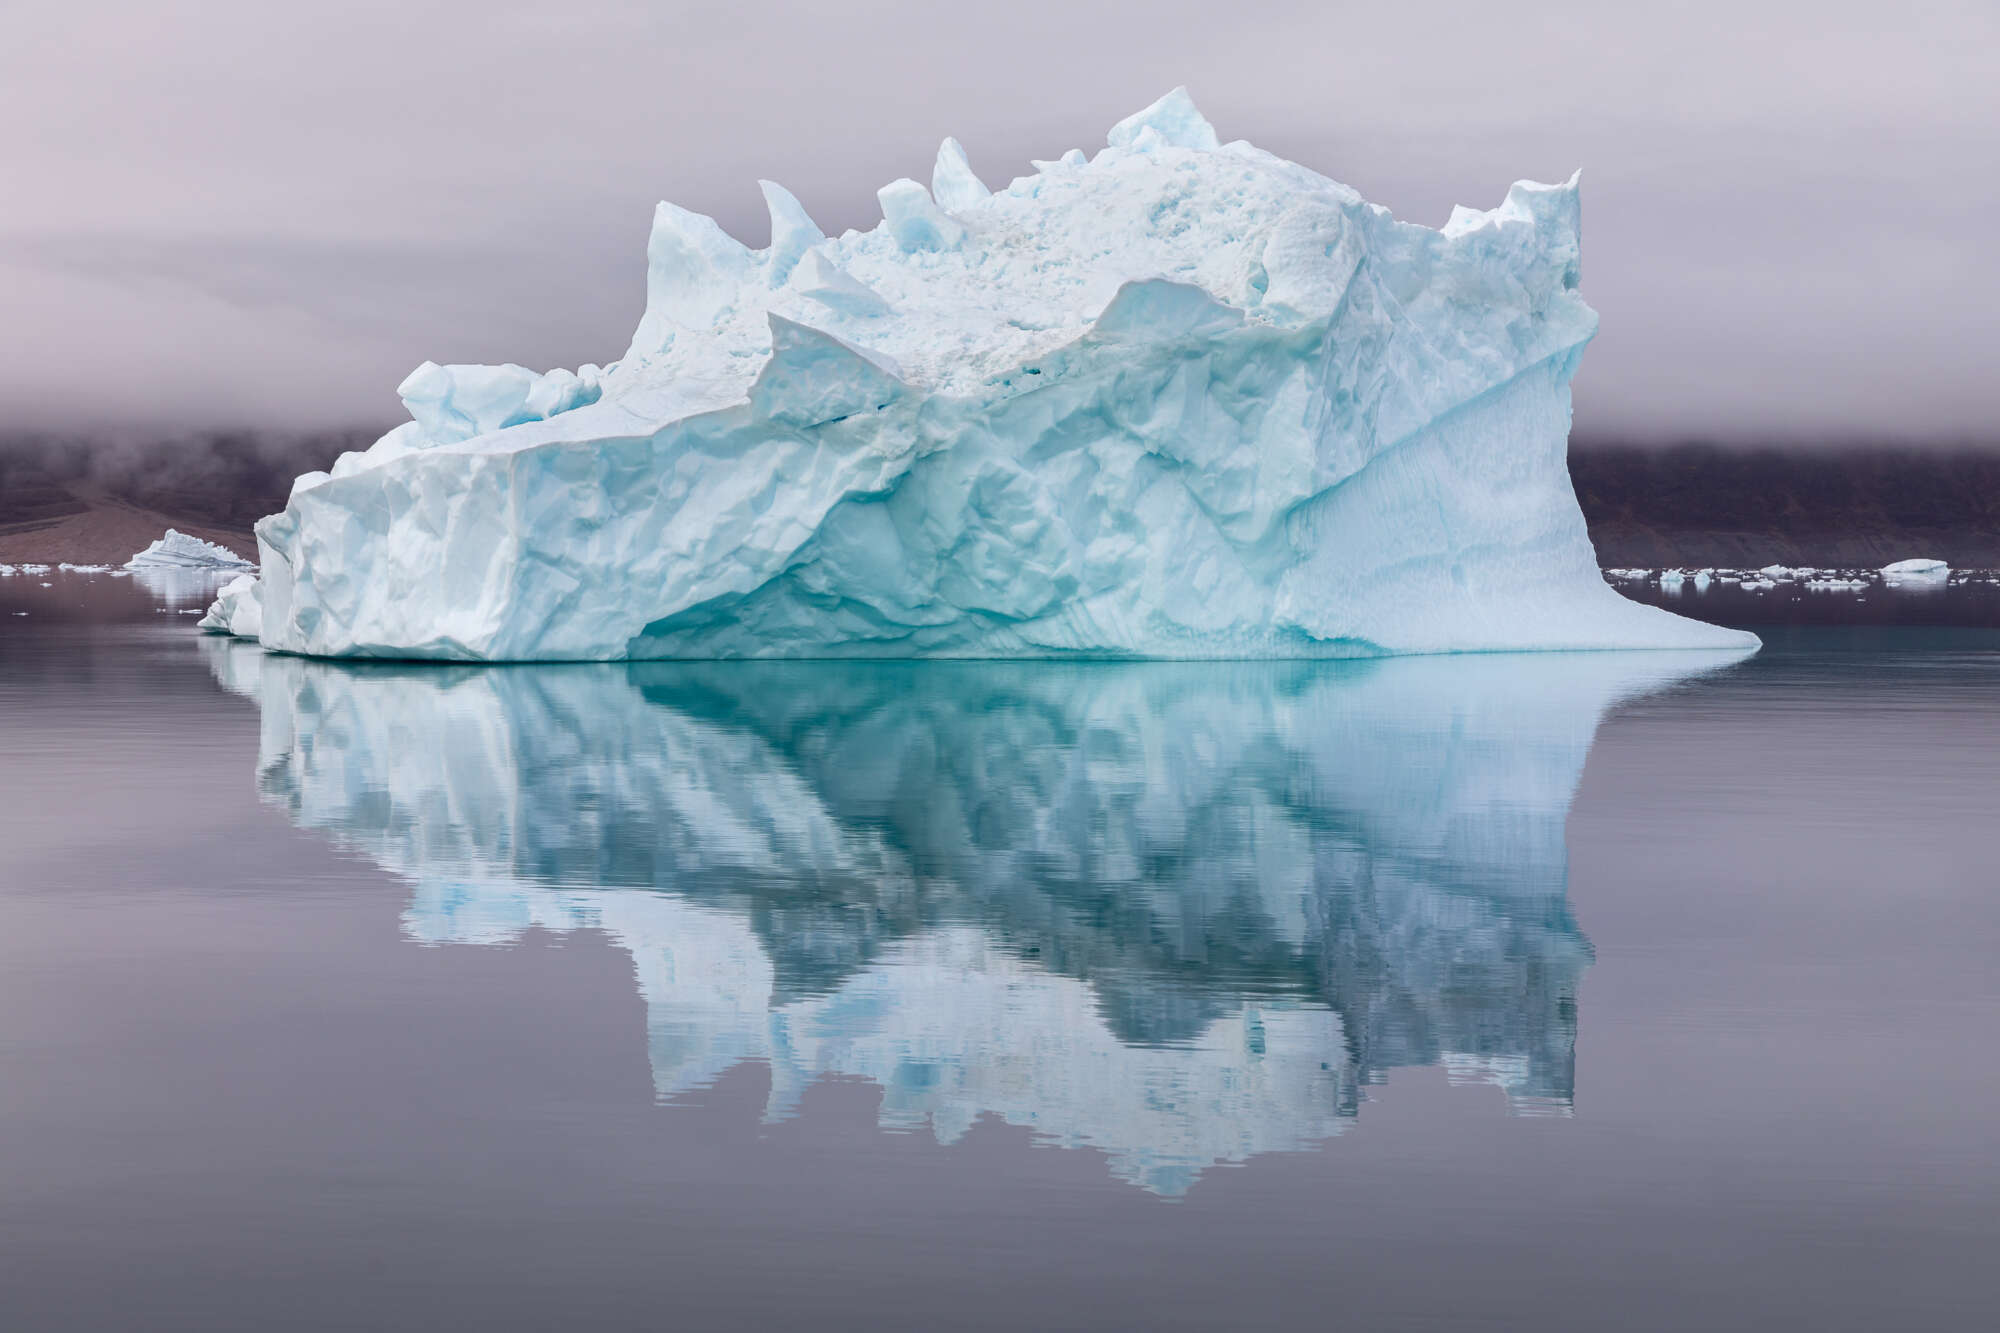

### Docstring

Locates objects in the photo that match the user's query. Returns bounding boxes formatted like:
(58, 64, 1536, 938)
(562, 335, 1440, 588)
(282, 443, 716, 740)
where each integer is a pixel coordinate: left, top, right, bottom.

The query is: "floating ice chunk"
(1881, 557, 1949, 585)
(1692, 571, 1712, 591)
(126, 529, 253, 570)
(931, 137, 991, 213)
(1107, 86, 1220, 152)
(627, 202, 757, 357)
(877, 178, 964, 252)
(1658, 569, 1686, 588)
(199, 572, 263, 638)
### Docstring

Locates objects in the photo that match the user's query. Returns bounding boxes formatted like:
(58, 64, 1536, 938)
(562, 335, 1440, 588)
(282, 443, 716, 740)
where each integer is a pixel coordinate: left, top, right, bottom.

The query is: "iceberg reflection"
(205, 643, 1744, 1195)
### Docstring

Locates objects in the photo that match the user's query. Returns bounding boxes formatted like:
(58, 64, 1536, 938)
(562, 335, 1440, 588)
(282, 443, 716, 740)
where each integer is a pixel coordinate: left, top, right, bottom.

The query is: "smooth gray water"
(2, 592, 1996, 1330)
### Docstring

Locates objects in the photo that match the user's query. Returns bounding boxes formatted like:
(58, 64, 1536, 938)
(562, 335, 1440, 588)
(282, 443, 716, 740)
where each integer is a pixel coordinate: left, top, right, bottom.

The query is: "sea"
(2, 568, 1995, 1331)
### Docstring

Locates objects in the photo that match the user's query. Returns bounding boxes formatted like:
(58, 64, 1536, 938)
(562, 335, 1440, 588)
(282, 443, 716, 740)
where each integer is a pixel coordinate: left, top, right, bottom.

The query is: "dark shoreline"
(1571, 443, 2000, 567)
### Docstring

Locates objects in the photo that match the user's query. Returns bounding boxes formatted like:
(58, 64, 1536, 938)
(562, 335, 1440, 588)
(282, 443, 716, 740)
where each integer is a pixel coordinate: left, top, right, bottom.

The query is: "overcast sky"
(2, 0, 1995, 442)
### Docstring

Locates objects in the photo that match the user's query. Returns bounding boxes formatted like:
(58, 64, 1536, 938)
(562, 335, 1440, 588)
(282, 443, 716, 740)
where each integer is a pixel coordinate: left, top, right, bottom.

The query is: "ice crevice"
(208, 87, 1755, 660)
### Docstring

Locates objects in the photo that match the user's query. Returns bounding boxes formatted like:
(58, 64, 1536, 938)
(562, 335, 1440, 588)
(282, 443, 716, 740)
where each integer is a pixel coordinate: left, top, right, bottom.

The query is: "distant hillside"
(5, 432, 1997, 568)
(1571, 444, 2000, 567)
(0, 429, 369, 564)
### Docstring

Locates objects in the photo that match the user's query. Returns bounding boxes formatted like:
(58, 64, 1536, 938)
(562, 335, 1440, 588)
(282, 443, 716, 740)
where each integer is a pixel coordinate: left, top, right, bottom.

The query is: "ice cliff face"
(222, 88, 1754, 660)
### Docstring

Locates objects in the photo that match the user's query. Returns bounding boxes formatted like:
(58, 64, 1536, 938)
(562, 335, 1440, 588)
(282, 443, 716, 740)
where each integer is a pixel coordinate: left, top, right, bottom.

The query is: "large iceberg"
(218, 88, 1753, 661)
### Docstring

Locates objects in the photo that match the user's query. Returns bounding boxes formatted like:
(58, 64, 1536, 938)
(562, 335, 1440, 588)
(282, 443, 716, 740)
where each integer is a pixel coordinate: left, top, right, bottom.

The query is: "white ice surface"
(222, 89, 1754, 662)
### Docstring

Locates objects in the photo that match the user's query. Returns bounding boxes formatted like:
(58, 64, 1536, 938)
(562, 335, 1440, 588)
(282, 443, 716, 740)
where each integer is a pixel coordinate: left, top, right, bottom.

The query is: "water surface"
(1, 589, 1995, 1330)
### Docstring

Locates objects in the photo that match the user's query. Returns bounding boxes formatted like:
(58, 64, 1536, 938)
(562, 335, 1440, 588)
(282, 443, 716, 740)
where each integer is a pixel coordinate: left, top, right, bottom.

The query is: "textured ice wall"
(226, 88, 1755, 660)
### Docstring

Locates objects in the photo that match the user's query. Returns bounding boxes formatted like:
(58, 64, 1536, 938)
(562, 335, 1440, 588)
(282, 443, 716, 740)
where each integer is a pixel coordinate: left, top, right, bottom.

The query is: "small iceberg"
(198, 573, 264, 638)
(126, 529, 254, 571)
(1881, 558, 1949, 587)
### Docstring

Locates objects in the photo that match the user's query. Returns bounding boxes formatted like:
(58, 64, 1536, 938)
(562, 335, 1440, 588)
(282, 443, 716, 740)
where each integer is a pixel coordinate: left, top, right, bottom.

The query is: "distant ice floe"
(1602, 563, 1988, 596)
(198, 573, 263, 638)
(1881, 557, 1949, 587)
(126, 528, 254, 572)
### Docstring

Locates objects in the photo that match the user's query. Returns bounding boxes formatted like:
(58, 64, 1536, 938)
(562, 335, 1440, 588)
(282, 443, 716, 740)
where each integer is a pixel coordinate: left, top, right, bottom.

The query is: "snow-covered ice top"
(231, 88, 1757, 661)
(127, 528, 253, 571)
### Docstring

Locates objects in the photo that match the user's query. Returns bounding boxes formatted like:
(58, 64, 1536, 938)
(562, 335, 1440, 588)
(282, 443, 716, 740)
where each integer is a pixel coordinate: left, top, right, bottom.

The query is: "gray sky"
(3, 0, 1995, 441)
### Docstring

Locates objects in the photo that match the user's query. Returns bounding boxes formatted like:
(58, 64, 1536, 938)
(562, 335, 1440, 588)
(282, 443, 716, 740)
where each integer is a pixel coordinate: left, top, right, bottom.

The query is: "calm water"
(2, 579, 1996, 1330)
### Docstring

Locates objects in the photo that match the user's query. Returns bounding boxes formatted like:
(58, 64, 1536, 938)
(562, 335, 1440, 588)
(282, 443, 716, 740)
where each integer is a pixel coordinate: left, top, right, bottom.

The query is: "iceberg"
(221, 88, 1754, 662)
(198, 572, 263, 638)
(127, 528, 253, 571)
(1881, 557, 1949, 587)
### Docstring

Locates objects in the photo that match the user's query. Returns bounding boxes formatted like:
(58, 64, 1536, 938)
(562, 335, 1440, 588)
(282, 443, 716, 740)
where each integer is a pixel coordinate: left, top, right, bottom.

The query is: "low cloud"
(2, 0, 1995, 442)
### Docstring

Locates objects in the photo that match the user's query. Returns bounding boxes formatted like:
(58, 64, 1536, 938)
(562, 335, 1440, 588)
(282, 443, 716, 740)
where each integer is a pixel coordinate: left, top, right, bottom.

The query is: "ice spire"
(931, 137, 991, 212)
(758, 179, 825, 287)
(627, 202, 755, 356)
